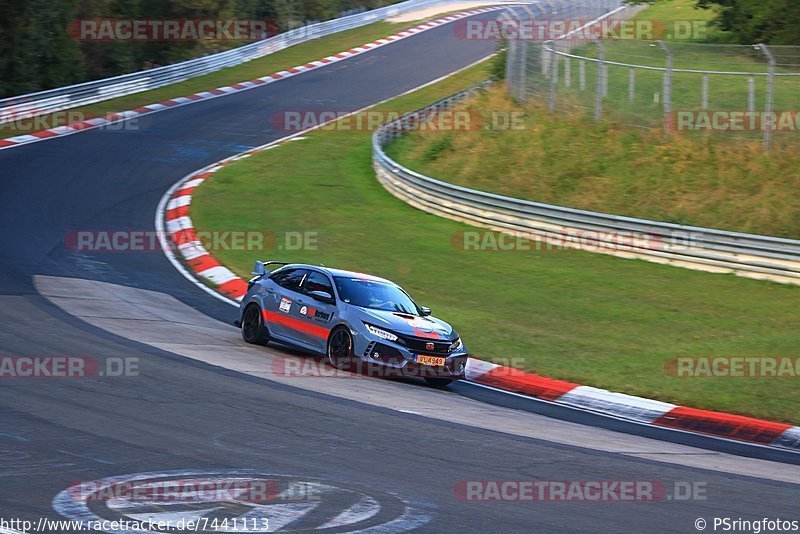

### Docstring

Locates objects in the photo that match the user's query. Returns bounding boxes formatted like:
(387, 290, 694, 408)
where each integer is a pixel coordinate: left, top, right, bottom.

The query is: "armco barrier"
(0, 0, 549, 124)
(372, 83, 800, 285)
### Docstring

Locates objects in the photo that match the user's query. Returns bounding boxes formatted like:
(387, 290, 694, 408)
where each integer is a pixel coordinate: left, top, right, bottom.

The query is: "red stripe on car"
(263, 310, 331, 340)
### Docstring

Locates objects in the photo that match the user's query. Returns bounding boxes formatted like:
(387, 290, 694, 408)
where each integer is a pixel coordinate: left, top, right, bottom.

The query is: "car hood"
(351, 306, 455, 340)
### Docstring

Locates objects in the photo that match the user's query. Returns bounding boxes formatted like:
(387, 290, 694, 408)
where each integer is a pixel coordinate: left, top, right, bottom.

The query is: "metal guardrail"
(372, 84, 800, 285)
(0, 0, 518, 124)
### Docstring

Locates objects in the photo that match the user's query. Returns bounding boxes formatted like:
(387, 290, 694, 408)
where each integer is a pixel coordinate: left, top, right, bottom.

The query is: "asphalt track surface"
(0, 7, 798, 534)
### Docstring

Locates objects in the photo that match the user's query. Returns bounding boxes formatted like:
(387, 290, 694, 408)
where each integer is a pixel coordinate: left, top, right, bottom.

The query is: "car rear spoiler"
(252, 260, 291, 276)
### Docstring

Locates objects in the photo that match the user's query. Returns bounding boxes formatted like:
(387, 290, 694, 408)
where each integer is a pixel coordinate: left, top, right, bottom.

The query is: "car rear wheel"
(424, 377, 453, 388)
(327, 327, 354, 369)
(241, 303, 270, 345)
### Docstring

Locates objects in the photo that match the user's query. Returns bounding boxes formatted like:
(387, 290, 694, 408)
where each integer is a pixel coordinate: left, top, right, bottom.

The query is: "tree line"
(0, 0, 394, 98)
(630, 0, 800, 45)
(696, 0, 800, 45)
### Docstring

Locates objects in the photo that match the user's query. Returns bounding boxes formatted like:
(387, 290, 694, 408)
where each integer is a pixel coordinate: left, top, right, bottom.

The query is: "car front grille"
(398, 335, 452, 355)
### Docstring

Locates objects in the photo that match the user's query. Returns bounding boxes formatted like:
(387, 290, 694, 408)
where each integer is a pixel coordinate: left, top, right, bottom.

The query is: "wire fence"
(505, 4, 800, 149)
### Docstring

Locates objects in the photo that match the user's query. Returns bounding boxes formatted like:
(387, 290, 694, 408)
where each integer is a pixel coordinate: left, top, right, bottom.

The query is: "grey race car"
(236, 261, 468, 386)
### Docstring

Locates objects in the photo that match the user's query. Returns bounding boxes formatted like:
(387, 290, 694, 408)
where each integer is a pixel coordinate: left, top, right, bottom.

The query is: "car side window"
(303, 271, 335, 299)
(270, 268, 308, 292)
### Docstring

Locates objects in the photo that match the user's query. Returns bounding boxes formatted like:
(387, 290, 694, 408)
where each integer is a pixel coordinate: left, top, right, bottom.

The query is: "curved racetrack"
(0, 7, 798, 533)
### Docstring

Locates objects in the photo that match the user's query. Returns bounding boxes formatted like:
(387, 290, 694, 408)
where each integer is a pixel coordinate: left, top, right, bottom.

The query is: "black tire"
(424, 377, 453, 388)
(327, 327, 354, 370)
(241, 303, 270, 345)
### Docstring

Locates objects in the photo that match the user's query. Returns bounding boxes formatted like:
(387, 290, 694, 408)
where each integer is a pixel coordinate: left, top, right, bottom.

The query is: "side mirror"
(309, 290, 334, 303)
(419, 306, 432, 316)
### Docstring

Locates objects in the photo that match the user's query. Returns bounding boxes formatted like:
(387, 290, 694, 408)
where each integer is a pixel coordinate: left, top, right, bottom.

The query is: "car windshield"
(333, 277, 420, 315)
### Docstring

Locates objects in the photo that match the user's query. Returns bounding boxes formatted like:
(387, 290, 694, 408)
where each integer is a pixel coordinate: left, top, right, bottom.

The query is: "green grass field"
(0, 21, 409, 139)
(632, 0, 720, 43)
(386, 86, 800, 238)
(191, 61, 800, 424)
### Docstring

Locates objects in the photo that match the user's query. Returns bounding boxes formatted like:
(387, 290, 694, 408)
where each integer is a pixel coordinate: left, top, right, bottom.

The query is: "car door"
(264, 268, 309, 343)
(293, 270, 338, 352)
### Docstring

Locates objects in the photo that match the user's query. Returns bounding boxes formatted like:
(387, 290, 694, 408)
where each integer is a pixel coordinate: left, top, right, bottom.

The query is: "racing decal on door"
(299, 306, 331, 323)
(279, 298, 291, 313)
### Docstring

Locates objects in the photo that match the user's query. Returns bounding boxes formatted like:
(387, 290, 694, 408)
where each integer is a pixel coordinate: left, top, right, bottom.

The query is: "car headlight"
(364, 323, 398, 341)
(449, 337, 463, 352)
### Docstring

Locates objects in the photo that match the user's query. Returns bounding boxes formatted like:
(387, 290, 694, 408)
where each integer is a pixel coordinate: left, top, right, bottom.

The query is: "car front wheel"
(241, 303, 270, 345)
(327, 327, 354, 369)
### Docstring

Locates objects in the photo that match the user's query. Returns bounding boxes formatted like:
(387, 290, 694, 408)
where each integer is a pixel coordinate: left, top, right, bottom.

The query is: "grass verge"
(385, 86, 800, 238)
(632, 0, 721, 43)
(191, 60, 800, 424)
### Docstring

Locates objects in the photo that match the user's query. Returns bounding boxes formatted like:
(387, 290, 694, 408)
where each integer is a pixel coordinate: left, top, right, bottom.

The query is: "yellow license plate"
(417, 355, 446, 366)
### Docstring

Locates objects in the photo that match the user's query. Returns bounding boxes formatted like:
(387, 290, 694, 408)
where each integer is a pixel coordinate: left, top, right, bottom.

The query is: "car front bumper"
(354, 332, 468, 379)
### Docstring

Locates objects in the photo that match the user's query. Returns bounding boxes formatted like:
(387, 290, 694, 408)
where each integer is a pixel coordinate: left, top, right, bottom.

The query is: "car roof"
(281, 264, 393, 284)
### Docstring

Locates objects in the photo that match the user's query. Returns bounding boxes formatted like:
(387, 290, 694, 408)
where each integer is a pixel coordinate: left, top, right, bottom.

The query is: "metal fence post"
(505, 37, 516, 98)
(594, 0, 602, 18)
(542, 45, 550, 77)
(594, 38, 605, 122)
(554, 0, 563, 19)
(748, 77, 755, 112)
(548, 44, 559, 111)
(503, 7, 531, 105)
(579, 60, 586, 90)
(701, 75, 709, 109)
(517, 38, 529, 102)
(758, 44, 775, 150)
(629, 68, 635, 101)
(657, 40, 673, 134)
(565, 57, 572, 88)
